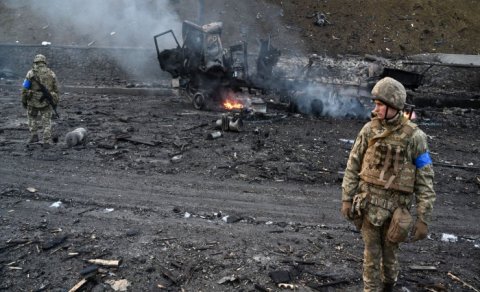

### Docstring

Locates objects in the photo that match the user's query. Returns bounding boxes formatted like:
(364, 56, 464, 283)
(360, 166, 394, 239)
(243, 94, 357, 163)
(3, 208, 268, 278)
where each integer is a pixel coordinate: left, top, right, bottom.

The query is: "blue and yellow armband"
(22, 79, 31, 89)
(415, 152, 432, 168)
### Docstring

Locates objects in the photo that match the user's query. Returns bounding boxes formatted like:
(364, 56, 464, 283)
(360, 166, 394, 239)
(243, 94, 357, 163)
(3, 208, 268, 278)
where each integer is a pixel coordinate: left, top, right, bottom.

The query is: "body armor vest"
(26, 65, 55, 108)
(359, 118, 417, 193)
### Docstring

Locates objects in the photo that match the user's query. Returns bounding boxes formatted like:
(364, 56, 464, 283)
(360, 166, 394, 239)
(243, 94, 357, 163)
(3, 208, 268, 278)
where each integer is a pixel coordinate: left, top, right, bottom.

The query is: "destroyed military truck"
(154, 20, 280, 110)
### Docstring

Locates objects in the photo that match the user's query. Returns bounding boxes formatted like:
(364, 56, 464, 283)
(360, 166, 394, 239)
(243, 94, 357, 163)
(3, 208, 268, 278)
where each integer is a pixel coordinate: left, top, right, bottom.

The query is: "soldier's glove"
(22, 94, 28, 109)
(411, 220, 428, 241)
(341, 201, 352, 220)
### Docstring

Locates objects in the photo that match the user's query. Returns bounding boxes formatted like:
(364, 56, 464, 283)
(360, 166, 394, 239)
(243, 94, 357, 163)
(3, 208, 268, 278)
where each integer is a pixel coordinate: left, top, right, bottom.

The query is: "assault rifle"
(31, 76, 60, 118)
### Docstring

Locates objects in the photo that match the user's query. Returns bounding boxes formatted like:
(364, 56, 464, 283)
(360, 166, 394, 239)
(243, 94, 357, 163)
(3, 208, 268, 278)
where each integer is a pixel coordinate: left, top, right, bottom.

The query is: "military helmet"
(371, 77, 406, 110)
(33, 54, 47, 64)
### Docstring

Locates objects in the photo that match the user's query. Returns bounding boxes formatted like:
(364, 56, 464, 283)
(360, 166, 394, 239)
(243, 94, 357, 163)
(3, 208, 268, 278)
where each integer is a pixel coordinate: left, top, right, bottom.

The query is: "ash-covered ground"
(0, 85, 479, 291)
(1, 1, 480, 292)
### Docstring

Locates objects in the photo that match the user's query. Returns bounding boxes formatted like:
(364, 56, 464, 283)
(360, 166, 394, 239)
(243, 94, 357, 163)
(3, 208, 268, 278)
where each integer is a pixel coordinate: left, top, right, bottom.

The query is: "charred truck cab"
(154, 20, 280, 110)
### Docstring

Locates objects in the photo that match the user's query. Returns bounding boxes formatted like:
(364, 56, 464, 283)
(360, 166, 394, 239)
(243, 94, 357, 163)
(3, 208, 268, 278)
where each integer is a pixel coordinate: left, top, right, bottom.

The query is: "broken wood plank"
(158, 237, 177, 241)
(409, 265, 437, 271)
(87, 259, 121, 267)
(182, 122, 208, 131)
(41, 235, 67, 250)
(435, 162, 480, 171)
(447, 272, 479, 292)
(68, 278, 87, 292)
(116, 136, 156, 146)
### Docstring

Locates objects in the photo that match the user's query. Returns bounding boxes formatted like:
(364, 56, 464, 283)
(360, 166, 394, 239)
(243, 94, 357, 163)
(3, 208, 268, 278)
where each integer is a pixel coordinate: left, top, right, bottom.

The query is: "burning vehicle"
(154, 20, 386, 119)
(154, 21, 377, 119)
(154, 20, 280, 111)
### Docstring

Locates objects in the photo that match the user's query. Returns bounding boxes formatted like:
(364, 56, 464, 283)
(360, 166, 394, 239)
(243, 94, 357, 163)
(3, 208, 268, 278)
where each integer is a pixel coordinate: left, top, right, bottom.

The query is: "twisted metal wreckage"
(154, 20, 280, 112)
(154, 20, 480, 118)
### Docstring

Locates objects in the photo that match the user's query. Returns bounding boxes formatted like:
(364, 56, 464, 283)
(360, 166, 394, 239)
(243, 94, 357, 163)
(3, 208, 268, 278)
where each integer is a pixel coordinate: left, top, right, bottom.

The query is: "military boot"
(43, 138, 53, 148)
(383, 283, 395, 292)
(28, 134, 39, 143)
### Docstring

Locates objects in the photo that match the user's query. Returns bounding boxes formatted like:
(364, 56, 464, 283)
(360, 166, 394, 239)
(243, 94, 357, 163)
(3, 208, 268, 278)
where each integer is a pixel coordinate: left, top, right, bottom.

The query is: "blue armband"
(415, 152, 432, 168)
(22, 79, 31, 89)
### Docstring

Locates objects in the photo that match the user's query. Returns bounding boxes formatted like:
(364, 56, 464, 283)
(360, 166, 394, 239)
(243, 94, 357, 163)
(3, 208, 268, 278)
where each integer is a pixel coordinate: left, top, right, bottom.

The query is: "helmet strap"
(384, 105, 399, 121)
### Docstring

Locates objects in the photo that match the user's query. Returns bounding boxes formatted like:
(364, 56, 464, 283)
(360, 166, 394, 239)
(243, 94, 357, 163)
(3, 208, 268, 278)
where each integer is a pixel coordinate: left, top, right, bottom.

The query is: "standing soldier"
(21, 54, 60, 146)
(341, 77, 435, 291)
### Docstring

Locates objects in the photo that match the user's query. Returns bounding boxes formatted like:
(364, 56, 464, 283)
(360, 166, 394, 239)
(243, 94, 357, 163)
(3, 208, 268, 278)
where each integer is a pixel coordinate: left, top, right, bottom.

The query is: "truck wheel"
(193, 93, 205, 110)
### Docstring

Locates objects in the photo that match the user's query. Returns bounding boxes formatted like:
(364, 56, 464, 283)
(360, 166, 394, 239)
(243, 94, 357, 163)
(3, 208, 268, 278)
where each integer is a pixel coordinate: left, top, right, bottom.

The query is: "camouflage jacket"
(342, 113, 436, 225)
(21, 63, 59, 109)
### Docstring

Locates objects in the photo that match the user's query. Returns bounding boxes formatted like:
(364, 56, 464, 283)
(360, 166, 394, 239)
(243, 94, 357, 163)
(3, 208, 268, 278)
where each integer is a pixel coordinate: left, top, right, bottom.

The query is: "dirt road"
(1, 86, 479, 291)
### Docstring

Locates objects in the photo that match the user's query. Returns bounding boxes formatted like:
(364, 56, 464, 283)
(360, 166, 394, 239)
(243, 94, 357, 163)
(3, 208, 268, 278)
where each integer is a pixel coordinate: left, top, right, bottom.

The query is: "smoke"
(3, 0, 183, 82)
(4, 0, 181, 49)
(194, 1, 367, 119)
(290, 83, 370, 119)
(190, 0, 306, 55)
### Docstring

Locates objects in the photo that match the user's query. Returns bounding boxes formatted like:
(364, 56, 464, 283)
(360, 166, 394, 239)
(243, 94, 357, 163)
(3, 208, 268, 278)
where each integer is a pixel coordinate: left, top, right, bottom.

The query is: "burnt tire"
(193, 93, 206, 110)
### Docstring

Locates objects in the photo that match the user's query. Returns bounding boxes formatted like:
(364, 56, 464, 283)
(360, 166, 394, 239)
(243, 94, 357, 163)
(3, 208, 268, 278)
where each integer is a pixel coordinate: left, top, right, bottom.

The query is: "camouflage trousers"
(27, 106, 52, 143)
(361, 216, 399, 292)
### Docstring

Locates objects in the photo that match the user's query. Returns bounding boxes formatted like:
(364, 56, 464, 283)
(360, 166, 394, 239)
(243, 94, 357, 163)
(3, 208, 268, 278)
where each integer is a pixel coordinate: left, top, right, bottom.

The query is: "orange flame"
(223, 99, 244, 110)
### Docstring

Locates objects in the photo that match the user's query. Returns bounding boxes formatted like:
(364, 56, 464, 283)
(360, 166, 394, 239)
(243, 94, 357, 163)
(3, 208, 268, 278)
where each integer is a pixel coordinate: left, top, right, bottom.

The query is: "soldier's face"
(373, 100, 398, 120)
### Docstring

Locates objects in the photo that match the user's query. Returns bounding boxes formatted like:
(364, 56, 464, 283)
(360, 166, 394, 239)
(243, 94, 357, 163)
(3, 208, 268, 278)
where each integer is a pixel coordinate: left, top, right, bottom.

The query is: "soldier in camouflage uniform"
(341, 77, 435, 292)
(21, 54, 59, 145)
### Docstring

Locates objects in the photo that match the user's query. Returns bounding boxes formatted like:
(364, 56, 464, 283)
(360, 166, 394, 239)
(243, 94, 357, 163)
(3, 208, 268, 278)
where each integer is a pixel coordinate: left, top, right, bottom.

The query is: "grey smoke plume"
(3, 0, 182, 81)
(290, 83, 370, 119)
(4, 0, 181, 49)
(275, 56, 373, 119)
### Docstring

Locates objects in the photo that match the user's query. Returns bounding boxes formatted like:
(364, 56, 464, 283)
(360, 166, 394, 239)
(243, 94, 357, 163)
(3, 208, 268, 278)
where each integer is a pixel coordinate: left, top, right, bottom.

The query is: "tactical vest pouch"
(387, 207, 413, 243)
(51, 92, 59, 106)
(351, 195, 364, 231)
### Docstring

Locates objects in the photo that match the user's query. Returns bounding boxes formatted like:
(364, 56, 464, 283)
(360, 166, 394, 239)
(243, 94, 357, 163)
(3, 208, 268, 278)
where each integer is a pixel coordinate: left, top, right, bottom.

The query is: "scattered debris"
(116, 134, 156, 146)
(311, 12, 331, 26)
(217, 275, 238, 284)
(171, 154, 183, 163)
(87, 259, 122, 267)
(216, 114, 244, 132)
(254, 283, 271, 292)
(65, 127, 88, 147)
(268, 270, 292, 284)
(106, 279, 131, 292)
(278, 283, 297, 289)
(447, 272, 479, 292)
(409, 265, 438, 271)
(435, 162, 480, 171)
(50, 201, 63, 208)
(222, 215, 242, 223)
(182, 122, 208, 131)
(41, 235, 67, 250)
(68, 278, 88, 292)
(79, 265, 99, 277)
(441, 233, 458, 243)
(207, 131, 222, 140)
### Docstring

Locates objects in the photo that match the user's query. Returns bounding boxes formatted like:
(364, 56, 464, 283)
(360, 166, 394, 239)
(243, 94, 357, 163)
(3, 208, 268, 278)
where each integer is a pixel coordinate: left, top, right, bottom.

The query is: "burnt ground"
(0, 86, 479, 291)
